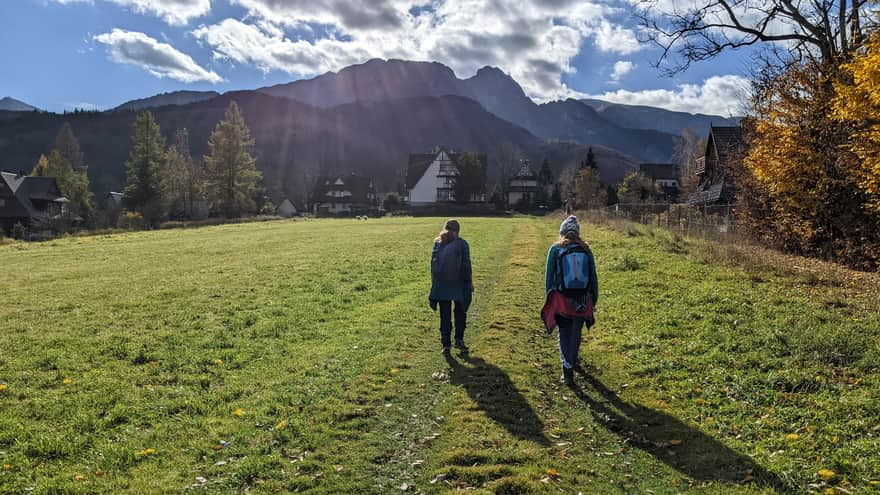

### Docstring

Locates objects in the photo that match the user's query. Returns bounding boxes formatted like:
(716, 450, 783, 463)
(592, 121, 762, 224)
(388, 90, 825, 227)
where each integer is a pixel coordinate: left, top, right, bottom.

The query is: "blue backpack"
(557, 245, 591, 294)
(432, 239, 463, 283)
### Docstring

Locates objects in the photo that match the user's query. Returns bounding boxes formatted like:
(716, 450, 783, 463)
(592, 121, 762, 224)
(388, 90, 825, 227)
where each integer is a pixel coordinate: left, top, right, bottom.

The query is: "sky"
(0, 0, 756, 116)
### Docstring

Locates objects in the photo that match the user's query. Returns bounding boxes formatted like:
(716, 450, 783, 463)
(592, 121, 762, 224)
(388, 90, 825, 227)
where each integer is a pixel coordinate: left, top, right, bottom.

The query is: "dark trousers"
(557, 315, 584, 370)
(438, 300, 467, 347)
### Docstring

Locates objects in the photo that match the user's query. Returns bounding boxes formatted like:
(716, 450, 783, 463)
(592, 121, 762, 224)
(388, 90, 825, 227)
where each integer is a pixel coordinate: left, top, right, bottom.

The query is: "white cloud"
(610, 60, 634, 82)
(588, 75, 750, 116)
(95, 29, 223, 83)
(192, 0, 638, 101)
(53, 0, 210, 25)
(593, 21, 642, 55)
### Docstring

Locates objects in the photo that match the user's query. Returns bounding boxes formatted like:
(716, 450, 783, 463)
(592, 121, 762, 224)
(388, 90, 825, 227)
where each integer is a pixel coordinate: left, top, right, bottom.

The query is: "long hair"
(555, 230, 590, 251)
(435, 228, 459, 244)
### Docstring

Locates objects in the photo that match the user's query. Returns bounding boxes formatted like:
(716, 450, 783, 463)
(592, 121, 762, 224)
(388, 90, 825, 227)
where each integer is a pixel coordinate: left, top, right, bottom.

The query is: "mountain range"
(0, 59, 738, 202)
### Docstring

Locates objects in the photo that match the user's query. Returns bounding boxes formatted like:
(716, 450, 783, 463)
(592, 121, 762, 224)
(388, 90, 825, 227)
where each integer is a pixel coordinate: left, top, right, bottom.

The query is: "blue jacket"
(545, 243, 598, 306)
(429, 238, 473, 308)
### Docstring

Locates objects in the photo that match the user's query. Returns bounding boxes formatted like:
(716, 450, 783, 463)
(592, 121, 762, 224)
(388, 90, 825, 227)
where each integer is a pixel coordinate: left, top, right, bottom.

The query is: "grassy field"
(1, 216, 878, 494)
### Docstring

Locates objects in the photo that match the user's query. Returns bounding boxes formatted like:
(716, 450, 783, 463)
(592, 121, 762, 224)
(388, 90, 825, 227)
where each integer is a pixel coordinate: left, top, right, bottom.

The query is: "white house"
(276, 198, 298, 217)
(311, 174, 376, 215)
(405, 148, 487, 206)
(507, 160, 539, 207)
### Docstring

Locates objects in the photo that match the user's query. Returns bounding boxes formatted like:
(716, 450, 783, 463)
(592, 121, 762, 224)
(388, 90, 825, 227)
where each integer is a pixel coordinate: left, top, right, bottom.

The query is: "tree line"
(26, 100, 266, 230)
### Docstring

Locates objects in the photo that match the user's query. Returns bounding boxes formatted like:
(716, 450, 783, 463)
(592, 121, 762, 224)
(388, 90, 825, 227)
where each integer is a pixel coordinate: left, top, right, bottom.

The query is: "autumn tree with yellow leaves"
(834, 31, 880, 214)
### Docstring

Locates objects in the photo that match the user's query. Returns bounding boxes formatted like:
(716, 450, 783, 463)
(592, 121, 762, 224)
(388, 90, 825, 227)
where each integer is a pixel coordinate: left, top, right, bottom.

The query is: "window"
(0, 199, 4, 207)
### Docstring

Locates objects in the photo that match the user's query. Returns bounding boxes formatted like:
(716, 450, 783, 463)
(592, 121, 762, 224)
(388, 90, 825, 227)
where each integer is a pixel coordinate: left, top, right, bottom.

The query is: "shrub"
(611, 253, 641, 271)
(117, 211, 146, 230)
(11, 222, 26, 240)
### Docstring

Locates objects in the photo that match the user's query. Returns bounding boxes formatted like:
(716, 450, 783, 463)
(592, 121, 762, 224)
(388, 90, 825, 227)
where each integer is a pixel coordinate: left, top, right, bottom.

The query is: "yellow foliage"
(835, 32, 880, 212)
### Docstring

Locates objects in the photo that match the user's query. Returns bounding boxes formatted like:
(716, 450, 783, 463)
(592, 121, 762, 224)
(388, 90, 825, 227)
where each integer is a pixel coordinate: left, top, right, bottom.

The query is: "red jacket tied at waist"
(541, 290, 594, 333)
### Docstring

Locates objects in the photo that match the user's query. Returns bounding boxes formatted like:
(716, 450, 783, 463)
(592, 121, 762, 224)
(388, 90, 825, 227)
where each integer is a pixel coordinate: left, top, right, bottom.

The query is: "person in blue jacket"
(429, 219, 473, 355)
(545, 215, 598, 386)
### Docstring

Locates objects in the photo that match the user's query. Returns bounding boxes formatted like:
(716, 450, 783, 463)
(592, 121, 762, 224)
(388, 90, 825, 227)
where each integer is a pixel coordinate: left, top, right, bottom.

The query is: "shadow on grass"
(573, 370, 796, 493)
(444, 353, 550, 446)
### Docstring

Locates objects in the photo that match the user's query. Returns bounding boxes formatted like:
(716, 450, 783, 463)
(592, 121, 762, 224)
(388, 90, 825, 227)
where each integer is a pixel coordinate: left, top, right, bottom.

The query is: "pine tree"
(162, 128, 201, 218)
(123, 111, 166, 223)
(54, 123, 84, 172)
(203, 101, 261, 217)
(31, 130, 93, 218)
(581, 146, 597, 170)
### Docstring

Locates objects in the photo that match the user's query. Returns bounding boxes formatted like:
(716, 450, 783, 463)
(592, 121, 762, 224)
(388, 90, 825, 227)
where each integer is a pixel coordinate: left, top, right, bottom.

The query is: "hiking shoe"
(561, 368, 574, 386)
(442, 346, 451, 356)
(454, 341, 469, 352)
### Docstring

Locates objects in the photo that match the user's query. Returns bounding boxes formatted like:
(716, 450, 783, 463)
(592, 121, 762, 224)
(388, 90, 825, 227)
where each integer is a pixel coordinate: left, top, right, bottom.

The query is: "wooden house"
(0, 171, 69, 232)
(688, 126, 744, 206)
(311, 174, 376, 215)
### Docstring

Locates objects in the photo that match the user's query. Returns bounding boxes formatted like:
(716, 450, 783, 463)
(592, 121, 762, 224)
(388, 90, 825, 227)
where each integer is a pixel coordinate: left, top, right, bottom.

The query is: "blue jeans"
(557, 316, 584, 370)
(438, 300, 466, 347)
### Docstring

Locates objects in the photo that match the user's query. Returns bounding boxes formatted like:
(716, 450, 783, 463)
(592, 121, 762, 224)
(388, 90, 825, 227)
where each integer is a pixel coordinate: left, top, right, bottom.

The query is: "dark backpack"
(432, 239, 462, 283)
(557, 244, 591, 294)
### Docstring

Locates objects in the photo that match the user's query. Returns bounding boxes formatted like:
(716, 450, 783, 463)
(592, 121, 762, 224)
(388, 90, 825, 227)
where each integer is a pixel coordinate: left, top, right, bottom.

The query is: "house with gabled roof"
(1, 171, 69, 232)
(638, 163, 679, 201)
(405, 147, 488, 206)
(311, 173, 376, 215)
(508, 160, 539, 207)
(688, 126, 744, 206)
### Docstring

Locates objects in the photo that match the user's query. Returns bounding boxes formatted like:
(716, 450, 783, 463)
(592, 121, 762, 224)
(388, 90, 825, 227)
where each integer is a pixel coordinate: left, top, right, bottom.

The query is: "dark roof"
(313, 174, 375, 204)
(708, 126, 745, 164)
(19, 176, 63, 201)
(638, 163, 677, 181)
(1, 172, 66, 219)
(405, 149, 488, 190)
(687, 179, 735, 205)
(106, 192, 124, 206)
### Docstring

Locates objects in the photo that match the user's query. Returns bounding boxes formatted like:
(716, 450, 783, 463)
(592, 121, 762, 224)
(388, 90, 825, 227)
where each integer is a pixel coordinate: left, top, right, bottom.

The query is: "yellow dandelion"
(276, 420, 288, 431)
(232, 408, 244, 417)
(2, 463, 11, 471)
(62, 377, 72, 385)
(869, 480, 879, 486)
(213, 358, 223, 365)
(786, 433, 799, 440)
(390, 368, 400, 374)
(136, 448, 156, 457)
(817, 469, 835, 479)
(824, 489, 835, 495)
(0, 383, 7, 392)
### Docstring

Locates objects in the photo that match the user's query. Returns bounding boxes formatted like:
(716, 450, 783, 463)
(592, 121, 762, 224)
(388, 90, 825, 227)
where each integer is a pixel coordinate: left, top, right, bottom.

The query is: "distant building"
(405, 147, 488, 206)
(688, 126, 744, 206)
(311, 174, 376, 215)
(508, 160, 540, 207)
(104, 191, 124, 209)
(638, 163, 679, 201)
(0, 171, 69, 231)
(276, 198, 299, 217)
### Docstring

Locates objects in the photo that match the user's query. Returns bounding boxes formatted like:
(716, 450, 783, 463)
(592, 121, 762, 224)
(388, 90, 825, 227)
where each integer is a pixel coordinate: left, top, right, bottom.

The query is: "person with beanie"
(544, 215, 599, 386)
(429, 219, 473, 355)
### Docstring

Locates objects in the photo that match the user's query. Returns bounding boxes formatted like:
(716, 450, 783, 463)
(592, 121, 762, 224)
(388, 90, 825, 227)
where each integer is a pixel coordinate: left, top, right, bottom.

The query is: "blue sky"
(1, 0, 756, 115)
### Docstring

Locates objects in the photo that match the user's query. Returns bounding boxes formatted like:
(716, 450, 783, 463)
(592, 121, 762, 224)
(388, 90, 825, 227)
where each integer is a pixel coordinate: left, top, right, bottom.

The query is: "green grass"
(0, 216, 878, 494)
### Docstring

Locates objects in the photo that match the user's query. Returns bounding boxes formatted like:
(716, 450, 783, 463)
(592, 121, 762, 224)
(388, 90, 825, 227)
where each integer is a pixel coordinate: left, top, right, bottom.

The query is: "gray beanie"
(559, 215, 580, 236)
